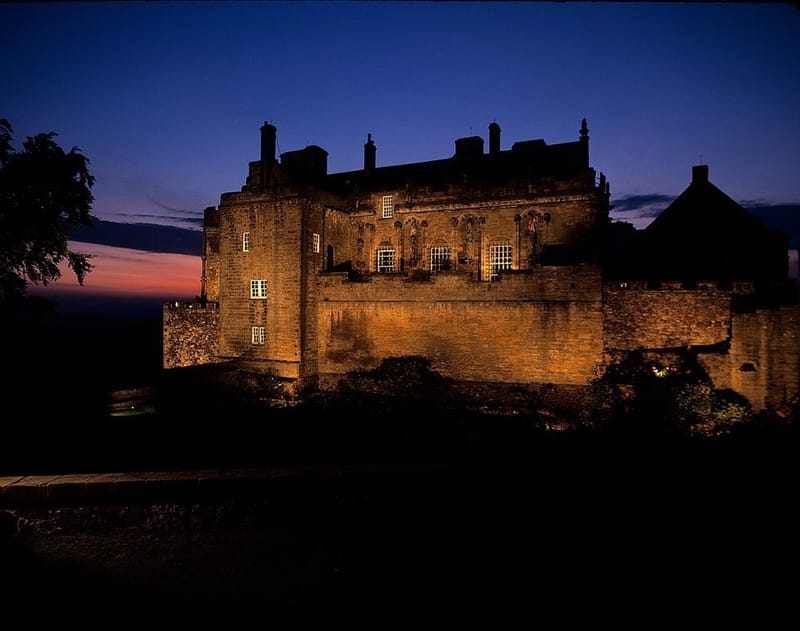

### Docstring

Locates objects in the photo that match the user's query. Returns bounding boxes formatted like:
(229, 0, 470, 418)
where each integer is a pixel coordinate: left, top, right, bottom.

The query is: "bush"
(340, 355, 452, 400)
(589, 350, 753, 437)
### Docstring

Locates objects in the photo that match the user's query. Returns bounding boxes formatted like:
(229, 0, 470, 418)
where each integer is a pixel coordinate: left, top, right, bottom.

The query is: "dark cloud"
(119, 212, 205, 229)
(145, 195, 201, 215)
(68, 220, 202, 256)
(28, 290, 171, 319)
(610, 194, 675, 215)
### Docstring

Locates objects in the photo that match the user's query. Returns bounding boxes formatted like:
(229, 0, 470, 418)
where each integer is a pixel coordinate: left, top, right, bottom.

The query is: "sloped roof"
(320, 137, 589, 196)
(645, 165, 768, 240)
(611, 165, 790, 283)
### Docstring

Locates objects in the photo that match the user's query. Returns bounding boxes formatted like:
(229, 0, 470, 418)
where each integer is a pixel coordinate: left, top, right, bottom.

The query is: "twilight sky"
(2, 1, 799, 311)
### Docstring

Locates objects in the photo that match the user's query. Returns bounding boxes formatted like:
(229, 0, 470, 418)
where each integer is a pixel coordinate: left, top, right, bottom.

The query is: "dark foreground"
(2, 436, 796, 623)
(2, 312, 796, 621)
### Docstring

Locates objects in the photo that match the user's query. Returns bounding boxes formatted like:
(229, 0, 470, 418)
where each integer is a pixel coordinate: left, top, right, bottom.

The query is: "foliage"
(341, 355, 452, 399)
(227, 367, 290, 402)
(589, 350, 753, 437)
(0, 118, 96, 310)
(338, 355, 451, 411)
(156, 363, 290, 420)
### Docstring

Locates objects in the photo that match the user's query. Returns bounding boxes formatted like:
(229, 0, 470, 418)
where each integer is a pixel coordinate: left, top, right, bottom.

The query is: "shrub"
(589, 349, 753, 437)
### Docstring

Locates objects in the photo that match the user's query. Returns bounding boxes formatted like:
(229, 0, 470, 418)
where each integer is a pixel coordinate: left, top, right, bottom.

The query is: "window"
(382, 195, 394, 219)
(376, 248, 396, 273)
(250, 279, 267, 299)
(313, 232, 320, 254)
(430, 246, 451, 272)
(251, 326, 265, 345)
(488, 244, 512, 280)
(242, 232, 250, 252)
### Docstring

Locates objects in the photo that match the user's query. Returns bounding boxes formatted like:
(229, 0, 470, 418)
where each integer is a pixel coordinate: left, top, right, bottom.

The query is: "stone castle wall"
(202, 223, 220, 302)
(315, 266, 604, 388)
(603, 281, 731, 351)
(216, 196, 309, 376)
(727, 305, 800, 411)
(162, 268, 797, 413)
(162, 303, 220, 369)
(603, 281, 800, 411)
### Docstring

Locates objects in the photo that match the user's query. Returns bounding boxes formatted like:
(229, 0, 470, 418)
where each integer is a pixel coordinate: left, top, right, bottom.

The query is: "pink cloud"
(28, 241, 201, 299)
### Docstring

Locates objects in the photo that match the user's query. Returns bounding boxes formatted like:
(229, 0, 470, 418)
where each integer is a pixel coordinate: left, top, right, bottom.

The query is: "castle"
(163, 120, 799, 414)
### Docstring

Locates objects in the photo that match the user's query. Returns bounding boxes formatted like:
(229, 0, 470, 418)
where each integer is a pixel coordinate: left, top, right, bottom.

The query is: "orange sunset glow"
(27, 241, 201, 299)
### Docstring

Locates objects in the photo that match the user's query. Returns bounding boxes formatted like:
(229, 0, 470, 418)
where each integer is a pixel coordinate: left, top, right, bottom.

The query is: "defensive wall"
(603, 281, 732, 351)
(602, 280, 800, 412)
(725, 305, 800, 411)
(163, 274, 799, 414)
(162, 302, 219, 369)
(316, 265, 604, 388)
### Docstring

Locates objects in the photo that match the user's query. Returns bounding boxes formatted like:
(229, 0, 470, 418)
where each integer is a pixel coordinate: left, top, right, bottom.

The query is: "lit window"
(382, 195, 394, 219)
(250, 279, 267, 299)
(488, 244, 512, 280)
(251, 326, 265, 345)
(376, 248, 396, 273)
(313, 232, 320, 254)
(430, 246, 451, 272)
(242, 232, 250, 252)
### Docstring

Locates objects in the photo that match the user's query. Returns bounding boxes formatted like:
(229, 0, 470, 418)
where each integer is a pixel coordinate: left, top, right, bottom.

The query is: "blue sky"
(2, 1, 799, 306)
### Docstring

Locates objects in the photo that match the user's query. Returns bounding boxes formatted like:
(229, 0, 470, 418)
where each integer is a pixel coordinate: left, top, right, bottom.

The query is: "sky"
(2, 1, 799, 313)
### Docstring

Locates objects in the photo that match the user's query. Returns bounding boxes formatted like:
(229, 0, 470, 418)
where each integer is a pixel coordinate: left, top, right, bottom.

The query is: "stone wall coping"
(0, 464, 440, 508)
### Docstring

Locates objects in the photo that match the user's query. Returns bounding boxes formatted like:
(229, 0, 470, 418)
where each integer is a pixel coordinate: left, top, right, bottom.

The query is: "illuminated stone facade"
(163, 120, 799, 412)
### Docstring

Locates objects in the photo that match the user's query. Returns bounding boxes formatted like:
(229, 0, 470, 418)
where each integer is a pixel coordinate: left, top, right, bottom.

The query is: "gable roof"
(612, 165, 790, 283)
(645, 165, 768, 240)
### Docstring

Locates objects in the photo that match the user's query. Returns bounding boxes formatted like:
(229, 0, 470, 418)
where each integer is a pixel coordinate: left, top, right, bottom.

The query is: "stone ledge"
(0, 464, 442, 509)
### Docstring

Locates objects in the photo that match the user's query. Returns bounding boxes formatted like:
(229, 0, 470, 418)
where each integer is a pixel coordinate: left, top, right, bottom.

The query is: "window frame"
(242, 231, 250, 252)
(251, 326, 265, 345)
(430, 246, 451, 272)
(249, 279, 268, 299)
(312, 232, 320, 254)
(488, 243, 513, 281)
(376, 248, 396, 273)
(382, 195, 394, 219)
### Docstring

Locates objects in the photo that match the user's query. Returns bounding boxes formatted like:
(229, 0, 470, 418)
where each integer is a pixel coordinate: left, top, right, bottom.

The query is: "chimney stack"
(454, 136, 484, 158)
(364, 133, 376, 171)
(692, 164, 709, 183)
(260, 122, 277, 188)
(489, 122, 501, 155)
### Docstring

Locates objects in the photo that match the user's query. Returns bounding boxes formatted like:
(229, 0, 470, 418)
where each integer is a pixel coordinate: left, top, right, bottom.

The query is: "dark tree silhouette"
(0, 118, 96, 311)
